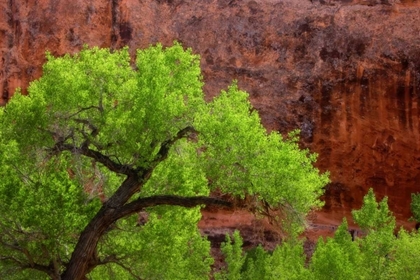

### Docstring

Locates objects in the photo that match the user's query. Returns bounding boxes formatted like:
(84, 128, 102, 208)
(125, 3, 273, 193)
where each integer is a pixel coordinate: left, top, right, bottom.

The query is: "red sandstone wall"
(1, 0, 420, 225)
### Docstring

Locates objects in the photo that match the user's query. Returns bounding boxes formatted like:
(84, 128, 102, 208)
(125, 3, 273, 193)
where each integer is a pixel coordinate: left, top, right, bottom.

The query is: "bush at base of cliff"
(410, 193, 420, 223)
(217, 188, 420, 280)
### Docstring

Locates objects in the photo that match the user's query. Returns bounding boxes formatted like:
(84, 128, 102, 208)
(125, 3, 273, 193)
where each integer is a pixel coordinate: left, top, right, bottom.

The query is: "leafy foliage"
(310, 219, 361, 280)
(352, 188, 396, 279)
(216, 231, 309, 280)
(0, 141, 101, 278)
(410, 193, 420, 222)
(352, 188, 396, 233)
(266, 240, 308, 280)
(0, 43, 328, 279)
(215, 231, 246, 280)
(387, 229, 420, 278)
(218, 189, 420, 280)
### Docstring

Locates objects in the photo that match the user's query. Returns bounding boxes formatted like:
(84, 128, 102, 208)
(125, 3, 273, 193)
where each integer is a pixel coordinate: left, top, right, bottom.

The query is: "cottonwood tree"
(0, 43, 329, 279)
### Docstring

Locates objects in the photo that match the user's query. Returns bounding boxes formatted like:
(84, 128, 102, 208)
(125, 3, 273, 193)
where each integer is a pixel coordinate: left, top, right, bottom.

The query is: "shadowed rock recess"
(1, 0, 420, 241)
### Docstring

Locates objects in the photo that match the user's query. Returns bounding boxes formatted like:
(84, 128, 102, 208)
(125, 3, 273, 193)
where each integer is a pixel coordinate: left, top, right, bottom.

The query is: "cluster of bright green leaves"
(267, 239, 308, 279)
(350, 189, 396, 278)
(310, 189, 420, 279)
(195, 84, 328, 207)
(140, 138, 209, 198)
(352, 189, 396, 233)
(215, 231, 308, 280)
(387, 229, 420, 278)
(241, 240, 309, 280)
(215, 231, 245, 280)
(309, 220, 361, 280)
(0, 136, 101, 278)
(195, 84, 329, 236)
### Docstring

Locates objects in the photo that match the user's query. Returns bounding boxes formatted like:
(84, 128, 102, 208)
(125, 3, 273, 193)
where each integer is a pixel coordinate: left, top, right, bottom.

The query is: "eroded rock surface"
(1, 0, 420, 238)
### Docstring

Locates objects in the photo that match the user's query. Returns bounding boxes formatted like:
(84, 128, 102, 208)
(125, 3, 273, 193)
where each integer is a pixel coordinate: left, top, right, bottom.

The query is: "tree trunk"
(60, 208, 112, 279)
(61, 175, 140, 279)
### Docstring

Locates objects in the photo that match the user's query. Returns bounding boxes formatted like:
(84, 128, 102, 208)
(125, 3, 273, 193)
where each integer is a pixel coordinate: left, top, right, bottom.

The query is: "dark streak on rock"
(119, 22, 132, 45)
(111, 0, 120, 49)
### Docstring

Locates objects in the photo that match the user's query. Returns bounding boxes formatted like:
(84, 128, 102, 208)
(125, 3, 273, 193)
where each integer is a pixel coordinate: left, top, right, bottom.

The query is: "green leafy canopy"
(0, 42, 328, 279)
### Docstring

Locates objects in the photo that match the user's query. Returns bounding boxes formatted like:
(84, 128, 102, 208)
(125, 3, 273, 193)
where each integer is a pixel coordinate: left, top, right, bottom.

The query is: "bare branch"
(95, 254, 143, 280)
(0, 255, 25, 266)
(73, 118, 99, 139)
(111, 260, 143, 280)
(51, 142, 136, 175)
(22, 262, 56, 278)
(153, 126, 197, 163)
(0, 255, 55, 278)
(0, 239, 25, 253)
(67, 106, 102, 119)
(113, 195, 232, 221)
(134, 126, 198, 179)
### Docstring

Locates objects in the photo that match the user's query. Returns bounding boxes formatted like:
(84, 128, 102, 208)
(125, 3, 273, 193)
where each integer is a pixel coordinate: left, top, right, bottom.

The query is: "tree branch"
(73, 118, 99, 140)
(0, 255, 25, 266)
(113, 195, 232, 221)
(51, 142, 136, 175)
(22, 263, 56, 278)
(134, 126, 197, 183)
(154, 126, 197, 163)
(66, 106, 102, 119)
(0, 255, 55, 278)
(135, 126, 197, 173)
(50, 126, 198, 177)
(95, 254, 143, 280)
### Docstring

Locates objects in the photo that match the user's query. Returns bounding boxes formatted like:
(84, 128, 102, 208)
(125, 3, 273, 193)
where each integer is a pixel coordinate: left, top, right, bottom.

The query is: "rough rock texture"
(2, 0, 420, 239)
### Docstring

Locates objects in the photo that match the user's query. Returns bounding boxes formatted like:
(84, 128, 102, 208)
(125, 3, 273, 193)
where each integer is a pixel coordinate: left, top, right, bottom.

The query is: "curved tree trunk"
(61, 173, 232, 279)
(61, 208, 112, 279)
(61, 175, 140, 280)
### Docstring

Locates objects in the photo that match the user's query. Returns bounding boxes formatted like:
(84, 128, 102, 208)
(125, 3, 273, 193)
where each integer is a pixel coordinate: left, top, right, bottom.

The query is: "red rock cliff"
(1, 0, 420, 227)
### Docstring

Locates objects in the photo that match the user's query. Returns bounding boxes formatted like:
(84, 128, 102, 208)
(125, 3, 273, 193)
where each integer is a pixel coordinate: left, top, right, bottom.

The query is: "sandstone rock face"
(2, 0, 420, 227)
